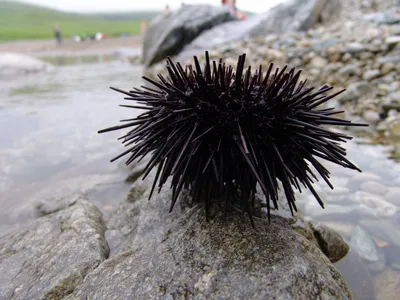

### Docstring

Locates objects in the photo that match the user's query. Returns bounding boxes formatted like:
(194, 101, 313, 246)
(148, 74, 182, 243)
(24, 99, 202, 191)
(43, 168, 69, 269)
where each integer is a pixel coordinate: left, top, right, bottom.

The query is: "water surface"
(0, 56, 399, 300)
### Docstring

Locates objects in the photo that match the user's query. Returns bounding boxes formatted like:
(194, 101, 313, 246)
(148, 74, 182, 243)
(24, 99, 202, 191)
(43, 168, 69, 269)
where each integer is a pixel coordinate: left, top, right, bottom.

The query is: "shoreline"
(0, 35, 143, 56)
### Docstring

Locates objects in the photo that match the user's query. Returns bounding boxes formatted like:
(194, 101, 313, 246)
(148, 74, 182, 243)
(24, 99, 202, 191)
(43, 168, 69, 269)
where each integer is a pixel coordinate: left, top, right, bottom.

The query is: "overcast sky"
(20, 0, 285, 13)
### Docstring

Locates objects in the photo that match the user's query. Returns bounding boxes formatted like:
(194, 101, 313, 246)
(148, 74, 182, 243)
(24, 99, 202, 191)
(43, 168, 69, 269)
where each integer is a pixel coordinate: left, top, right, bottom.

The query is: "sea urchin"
(99, 52, 367, 225)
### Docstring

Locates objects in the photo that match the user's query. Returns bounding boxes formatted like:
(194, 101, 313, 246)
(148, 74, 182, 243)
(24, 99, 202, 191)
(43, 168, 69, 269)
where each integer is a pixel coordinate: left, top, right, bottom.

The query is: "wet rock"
(0, 53, 52, 78)
(350, 225, 386, 272)
(359, 218, 400, 248)
(68, 178, 351, 299)
(177, 0, 341, 62)
(374, 268, 400, 300)
(309, 222, 350, 263)
(142, 5, 234, 66)
(319, 221, 355, 237)
(0, 200, 109, 300)
(335, 249, 375, 300)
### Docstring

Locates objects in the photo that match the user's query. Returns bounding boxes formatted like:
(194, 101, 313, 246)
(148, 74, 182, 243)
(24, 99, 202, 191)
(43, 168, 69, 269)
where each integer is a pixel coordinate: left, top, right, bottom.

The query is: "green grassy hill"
(0, 1, 160, 41)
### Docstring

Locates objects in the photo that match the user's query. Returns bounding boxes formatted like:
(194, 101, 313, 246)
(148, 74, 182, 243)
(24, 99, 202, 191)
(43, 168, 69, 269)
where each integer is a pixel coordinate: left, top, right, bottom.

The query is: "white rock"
(363, 110, 381, 123)
(385, 35, 400, 45)
(0, 53, 52, 77)
(362, 69, 380, 81)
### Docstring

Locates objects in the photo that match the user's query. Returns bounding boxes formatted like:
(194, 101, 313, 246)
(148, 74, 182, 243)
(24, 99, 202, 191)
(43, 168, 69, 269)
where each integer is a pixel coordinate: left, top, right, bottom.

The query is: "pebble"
(342, 42, 367, 54)
(363, 110, 381, 123)
(338, 64, 360, 75)
(385, 35, 400, 45)
(381, 62, 396, 75)
(363, 69, 381, 81)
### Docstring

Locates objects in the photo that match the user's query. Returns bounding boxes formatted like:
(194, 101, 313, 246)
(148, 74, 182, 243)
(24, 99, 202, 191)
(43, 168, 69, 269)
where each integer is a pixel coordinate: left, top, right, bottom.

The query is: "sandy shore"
(0, 35, 143, 56)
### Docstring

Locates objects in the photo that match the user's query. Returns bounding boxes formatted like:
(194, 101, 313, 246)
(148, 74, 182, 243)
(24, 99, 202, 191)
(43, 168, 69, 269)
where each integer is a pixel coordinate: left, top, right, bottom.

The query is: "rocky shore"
(1, 0, 400, 299)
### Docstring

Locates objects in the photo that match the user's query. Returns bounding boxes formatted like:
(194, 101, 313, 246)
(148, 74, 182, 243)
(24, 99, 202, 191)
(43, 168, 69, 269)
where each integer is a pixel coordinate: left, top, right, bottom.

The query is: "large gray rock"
(68, 178, 351, 299)
(143, 5, 234, 67)
(0, 53, 52, 77)
(176, 0, 341, 63)
(0, 199, 109, 300)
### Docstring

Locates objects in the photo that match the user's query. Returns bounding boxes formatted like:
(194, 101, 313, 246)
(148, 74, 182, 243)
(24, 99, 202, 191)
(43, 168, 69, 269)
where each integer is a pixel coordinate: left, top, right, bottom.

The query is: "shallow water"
(0, 57, 399, 299)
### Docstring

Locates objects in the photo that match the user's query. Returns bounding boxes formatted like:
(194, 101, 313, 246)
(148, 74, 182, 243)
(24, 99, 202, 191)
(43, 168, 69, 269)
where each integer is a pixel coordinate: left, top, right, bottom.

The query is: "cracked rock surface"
(0, 199, 109, 300)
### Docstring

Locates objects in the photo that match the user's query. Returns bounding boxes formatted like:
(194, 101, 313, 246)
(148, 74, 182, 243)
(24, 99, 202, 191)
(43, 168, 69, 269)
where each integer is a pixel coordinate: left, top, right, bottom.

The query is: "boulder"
(176, 0, 341, 63)
(0, 53, 52, 77)
(142, 5, 234, 67)
(0, 164, 351, 299)
(68, 176, 351, 299)
(0, 199, 109, 300)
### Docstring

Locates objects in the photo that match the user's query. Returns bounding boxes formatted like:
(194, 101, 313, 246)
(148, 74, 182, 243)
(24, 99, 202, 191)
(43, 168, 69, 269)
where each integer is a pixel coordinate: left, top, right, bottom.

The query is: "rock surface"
(142, 5, 234, 66)
(175, 0, 341, 63)
(68, 184, 351, 299)
(0, 199, 109, 300)
(0, 53, 52, 77)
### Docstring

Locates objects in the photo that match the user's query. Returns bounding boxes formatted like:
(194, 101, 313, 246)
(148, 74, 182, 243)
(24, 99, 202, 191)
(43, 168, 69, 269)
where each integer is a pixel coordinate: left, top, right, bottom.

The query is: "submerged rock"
(0, 199, 109, 300)
(142, 5, 234, 66)
(350, 225, 386, 272)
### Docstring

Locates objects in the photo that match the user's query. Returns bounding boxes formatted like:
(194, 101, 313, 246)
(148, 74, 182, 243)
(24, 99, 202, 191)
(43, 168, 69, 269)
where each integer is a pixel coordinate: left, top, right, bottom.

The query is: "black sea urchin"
(99, 52, 367, 225)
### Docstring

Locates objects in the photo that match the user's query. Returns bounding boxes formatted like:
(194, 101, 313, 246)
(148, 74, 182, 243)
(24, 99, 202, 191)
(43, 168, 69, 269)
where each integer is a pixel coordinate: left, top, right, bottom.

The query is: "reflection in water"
(0, 59, 399, 300)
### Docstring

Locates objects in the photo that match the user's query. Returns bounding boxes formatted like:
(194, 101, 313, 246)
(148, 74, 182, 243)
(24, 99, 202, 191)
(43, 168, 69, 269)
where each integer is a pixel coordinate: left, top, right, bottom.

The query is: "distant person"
(164, 4, 170, 13)
(221, 0, 246, 20)
(53, 24, 62, 45)
(140, 22, 147, 35)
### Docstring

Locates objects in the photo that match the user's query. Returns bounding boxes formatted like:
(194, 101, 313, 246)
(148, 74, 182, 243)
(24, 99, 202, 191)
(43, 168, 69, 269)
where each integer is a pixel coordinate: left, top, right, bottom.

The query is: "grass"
(0, 1, 159, 41)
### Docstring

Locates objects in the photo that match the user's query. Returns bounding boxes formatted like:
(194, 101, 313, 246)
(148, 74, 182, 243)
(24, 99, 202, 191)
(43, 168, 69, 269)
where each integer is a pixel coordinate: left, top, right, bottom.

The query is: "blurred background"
(1, 1, 400, 299)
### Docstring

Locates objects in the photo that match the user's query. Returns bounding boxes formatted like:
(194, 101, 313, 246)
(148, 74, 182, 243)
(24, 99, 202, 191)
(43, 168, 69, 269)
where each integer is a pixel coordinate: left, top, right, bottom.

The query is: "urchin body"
(99, 52, 366, 225)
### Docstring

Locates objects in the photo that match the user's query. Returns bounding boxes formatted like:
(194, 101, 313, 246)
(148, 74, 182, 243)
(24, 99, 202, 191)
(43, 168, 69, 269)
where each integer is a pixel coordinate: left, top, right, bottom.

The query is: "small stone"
(362, 69, 380, 81)
(363, 110, 381, 123)
(390, 91, 400, 103)
(338, 64, 360, 76)
(340, 81, 374, 102)
(341, 42, 367, 54)
(385, 35, 400, 45)
(309, 56, 327, 68)
(385, 187, 400, 206)
(359, 181, 388, 195)
(388, 117, 400, 137)
(309, 222, 349, 263)
(381, 63, 396, 75)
